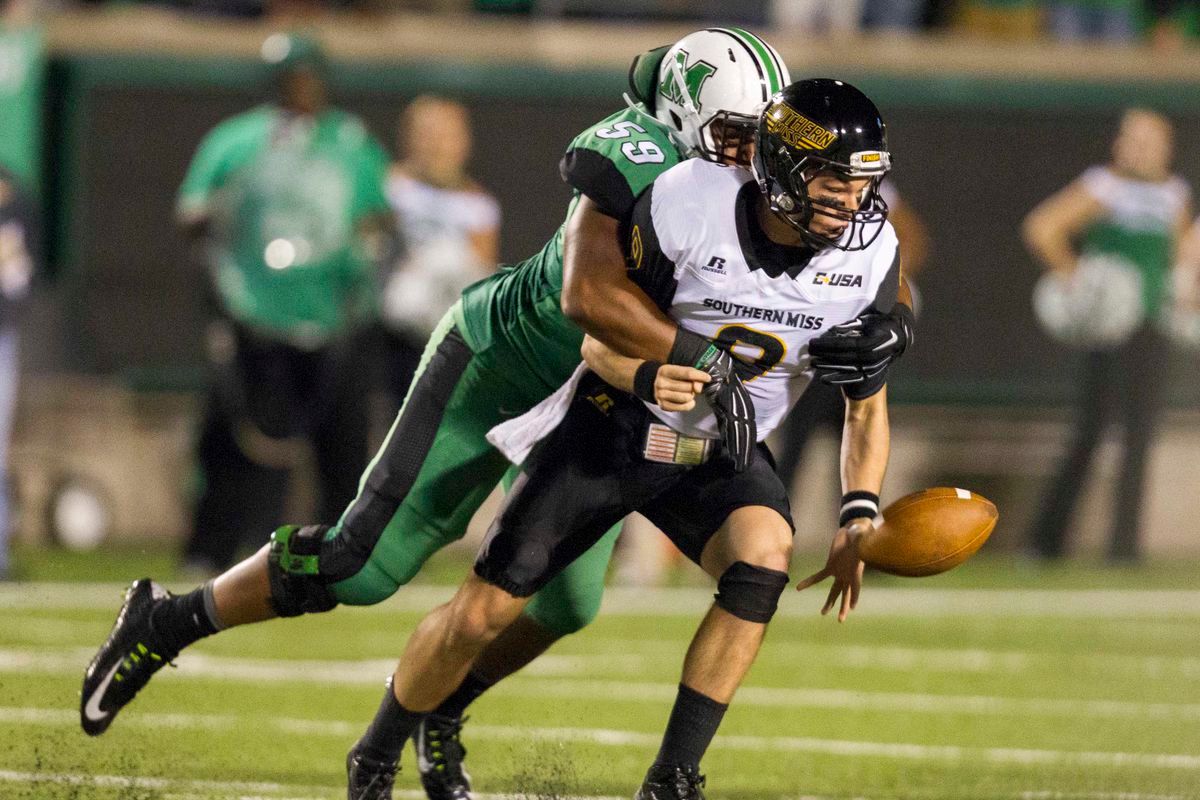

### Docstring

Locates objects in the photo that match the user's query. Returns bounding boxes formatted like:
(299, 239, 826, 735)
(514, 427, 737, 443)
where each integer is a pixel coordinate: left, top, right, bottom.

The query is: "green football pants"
(323, 305, 621, 636)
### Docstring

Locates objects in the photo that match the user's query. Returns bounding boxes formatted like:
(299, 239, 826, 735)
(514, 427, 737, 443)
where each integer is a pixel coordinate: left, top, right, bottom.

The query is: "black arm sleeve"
(620, 183, 678, 312)
(560, 148, 636, 221)
(865, 246, 901, 315)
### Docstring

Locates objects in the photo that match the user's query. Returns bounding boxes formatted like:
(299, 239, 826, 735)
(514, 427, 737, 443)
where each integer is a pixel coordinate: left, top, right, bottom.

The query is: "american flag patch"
(643, 423, 712, 465)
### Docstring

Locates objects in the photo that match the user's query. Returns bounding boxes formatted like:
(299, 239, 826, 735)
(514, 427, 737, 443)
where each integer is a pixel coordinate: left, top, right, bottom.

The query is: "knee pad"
(714, 561, 789, 624)
(267, 524, 340, 617)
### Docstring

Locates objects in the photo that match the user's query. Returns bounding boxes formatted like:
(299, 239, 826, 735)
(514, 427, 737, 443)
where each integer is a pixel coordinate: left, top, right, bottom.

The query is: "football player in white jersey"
(343, 80, 909, 800)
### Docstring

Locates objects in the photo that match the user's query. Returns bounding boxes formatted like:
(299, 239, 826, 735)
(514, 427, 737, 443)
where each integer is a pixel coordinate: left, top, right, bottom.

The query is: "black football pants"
(184, 324, 370, 571)
(1029, 325, 1168, 561)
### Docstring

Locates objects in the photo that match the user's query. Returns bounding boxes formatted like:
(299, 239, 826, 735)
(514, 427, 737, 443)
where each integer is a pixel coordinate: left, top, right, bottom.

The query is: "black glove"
(808, 304, 915, 400)
(706, 371, 756, 472)
(669, 329, 758, 472)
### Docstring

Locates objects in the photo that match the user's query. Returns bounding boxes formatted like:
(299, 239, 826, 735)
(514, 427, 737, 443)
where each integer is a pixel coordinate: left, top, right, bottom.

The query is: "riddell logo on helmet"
(766, 104, 837, 150)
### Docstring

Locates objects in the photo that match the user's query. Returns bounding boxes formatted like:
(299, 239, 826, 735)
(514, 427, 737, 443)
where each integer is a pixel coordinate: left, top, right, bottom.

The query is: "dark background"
(42, 69, 1200, 406)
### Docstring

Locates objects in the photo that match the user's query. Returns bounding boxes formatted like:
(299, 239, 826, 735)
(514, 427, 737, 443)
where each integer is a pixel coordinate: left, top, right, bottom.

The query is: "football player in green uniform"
(82, 29, 883, 800)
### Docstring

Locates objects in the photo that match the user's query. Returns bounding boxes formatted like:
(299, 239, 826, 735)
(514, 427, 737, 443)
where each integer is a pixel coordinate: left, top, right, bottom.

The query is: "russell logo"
(813, 272, 863, 288)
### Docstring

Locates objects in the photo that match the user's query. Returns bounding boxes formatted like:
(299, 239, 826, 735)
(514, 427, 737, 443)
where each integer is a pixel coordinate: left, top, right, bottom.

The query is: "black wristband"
(839, 491, 880, 527)
(633, 361, 661, 403)
(668, 327, 711, 368)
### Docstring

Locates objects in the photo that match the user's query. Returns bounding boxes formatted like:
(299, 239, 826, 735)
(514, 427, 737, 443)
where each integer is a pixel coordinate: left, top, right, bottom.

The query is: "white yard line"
(3, 706, 1199, 771)
(6, 583, 1200, 618)
(0, 769, 1184, 800)
(9, 611, 1200, 680)
(4, 647, 1199, 722)
(1019, 794, 1184, 800)
(0, 770, 626, 800)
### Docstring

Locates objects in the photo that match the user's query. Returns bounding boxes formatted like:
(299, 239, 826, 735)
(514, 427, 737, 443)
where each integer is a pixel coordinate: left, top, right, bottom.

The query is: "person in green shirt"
(173, 32, 394, 573)
(1023, 108, 1191, 562)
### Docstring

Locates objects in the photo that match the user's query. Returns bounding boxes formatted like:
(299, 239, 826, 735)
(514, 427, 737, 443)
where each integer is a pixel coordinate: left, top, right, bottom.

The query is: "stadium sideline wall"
(11, 10, 1200, 553)
(27, 10, 1200, 408)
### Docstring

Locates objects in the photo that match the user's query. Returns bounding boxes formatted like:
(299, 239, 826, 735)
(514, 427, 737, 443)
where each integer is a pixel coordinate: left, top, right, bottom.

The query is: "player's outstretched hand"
(794, 521, 868, 622)
(654, 365, 710, 412)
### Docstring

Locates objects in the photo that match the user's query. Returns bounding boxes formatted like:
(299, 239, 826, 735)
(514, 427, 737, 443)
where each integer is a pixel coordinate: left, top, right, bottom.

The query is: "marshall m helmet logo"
(813, 272, 863, 288)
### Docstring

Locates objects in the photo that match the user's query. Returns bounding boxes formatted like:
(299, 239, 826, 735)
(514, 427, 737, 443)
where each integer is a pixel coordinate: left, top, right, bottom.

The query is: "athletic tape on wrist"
(634, 361, 662, 403)
(839, 491, 879, 527)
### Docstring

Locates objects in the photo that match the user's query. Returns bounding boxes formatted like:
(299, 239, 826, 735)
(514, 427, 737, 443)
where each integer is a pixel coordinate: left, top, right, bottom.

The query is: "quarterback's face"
(805, 172, 873, 240)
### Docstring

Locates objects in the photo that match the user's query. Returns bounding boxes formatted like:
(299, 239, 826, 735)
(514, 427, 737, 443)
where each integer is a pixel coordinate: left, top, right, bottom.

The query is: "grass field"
(2, 547, 1200, 800)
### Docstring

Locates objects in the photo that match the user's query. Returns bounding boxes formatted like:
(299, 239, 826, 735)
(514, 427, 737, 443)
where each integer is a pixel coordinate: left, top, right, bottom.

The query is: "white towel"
(487, 362, 590, 465)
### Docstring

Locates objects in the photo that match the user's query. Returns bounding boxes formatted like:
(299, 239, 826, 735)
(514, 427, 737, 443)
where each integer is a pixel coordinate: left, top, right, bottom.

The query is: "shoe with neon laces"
(346, 744, 399, 800)
(634, 763, 707, 800)
(414, 713, 472, 799)
(80, 579, 177, 736)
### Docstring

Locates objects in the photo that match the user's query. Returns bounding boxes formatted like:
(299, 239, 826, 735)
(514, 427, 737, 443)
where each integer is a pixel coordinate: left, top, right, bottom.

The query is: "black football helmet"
(752, 79, 891, 251)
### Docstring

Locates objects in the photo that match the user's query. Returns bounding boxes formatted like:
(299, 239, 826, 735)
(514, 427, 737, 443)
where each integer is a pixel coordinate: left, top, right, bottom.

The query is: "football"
(857, 488, 998, 577)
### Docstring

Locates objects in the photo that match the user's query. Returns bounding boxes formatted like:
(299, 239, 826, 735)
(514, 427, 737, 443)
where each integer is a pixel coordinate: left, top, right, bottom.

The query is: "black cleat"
(634, 763, 707, 800)
(347, 745, 399, 800)
(80, 579, 177, 736)
(414, 713, 472, 799)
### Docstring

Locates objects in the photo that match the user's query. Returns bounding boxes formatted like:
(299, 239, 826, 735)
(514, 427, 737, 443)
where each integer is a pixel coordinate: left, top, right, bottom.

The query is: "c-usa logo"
(813, 272, 863, 288)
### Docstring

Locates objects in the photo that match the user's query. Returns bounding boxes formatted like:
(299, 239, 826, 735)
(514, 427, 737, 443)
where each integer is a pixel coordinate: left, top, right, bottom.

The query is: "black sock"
(654, 683, 728, 770)
(432, 671, 494, 719)
(148, 582, 223, 654)
(357, 679, 425, 764)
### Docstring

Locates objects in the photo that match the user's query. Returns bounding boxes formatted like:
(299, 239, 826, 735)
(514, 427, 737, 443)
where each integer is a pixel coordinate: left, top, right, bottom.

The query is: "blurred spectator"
(175, 33, 394, 573)
(1023, 109, 1190, 563)
(1147, 0, 1196, 49)
(773, 180, 929, 500)
(955, 0, 1042, 39)
(376, 95, 499, 409)
(1176, 217, 1200, 300)
(0, 165, 35, 580)
(862, 0, 928, 31)
(1044, 0, 1139, 42)
(772, 0, 863, 33)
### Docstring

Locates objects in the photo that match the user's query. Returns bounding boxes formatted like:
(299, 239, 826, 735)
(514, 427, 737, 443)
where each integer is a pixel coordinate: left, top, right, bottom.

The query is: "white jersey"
(382, 171, 500, 337)
(629, 158, 899, 440)
(1078, 166, 1188, 236)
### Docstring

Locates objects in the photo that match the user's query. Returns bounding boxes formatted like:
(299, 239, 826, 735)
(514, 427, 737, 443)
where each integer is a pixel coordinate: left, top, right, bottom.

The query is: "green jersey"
(1078, 165, 1190, 318)
(177, 105, 390, 344)
(456, 105, 684, 394)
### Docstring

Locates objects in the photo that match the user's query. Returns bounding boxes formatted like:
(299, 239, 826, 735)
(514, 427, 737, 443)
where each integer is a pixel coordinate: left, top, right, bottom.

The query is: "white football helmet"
(652, 28, 790, 163)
